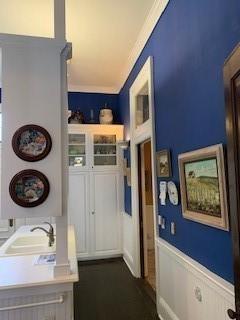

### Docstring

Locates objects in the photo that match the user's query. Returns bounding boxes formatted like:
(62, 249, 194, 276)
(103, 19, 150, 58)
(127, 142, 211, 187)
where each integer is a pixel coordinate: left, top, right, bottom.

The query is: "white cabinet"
(91, 172, 121, 255)
(68, 124, 124, 259)
(68, 172, 90, 258)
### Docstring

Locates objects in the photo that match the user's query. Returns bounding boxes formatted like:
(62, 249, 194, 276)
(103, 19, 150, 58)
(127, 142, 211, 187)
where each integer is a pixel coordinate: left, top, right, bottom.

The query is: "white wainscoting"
(156, 238, 235, 320)
(122, 212, 134, 275)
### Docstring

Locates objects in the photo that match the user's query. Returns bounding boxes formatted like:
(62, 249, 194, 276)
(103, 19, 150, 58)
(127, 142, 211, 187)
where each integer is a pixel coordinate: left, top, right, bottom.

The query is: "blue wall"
(119, 0, 240, 283)
(68, 92, 120, 124)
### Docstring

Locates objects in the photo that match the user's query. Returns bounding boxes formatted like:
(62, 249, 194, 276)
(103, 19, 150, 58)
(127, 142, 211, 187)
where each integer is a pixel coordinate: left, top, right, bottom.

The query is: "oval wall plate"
(168, 181, 179, 206)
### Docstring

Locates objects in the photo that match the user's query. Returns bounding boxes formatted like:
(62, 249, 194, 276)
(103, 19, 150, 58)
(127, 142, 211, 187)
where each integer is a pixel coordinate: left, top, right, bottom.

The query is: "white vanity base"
(0, 283, 73, 320)
(0, 225, 78, 320)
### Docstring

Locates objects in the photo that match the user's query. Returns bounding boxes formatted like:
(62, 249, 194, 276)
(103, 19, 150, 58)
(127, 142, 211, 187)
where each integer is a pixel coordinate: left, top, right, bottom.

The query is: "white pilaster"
(54, 0, 66, 40)
(54, 43, 72, 277)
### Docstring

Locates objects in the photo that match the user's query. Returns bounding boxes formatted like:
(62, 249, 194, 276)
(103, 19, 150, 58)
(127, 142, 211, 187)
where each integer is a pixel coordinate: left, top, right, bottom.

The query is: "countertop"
(0, 225, 79, 290)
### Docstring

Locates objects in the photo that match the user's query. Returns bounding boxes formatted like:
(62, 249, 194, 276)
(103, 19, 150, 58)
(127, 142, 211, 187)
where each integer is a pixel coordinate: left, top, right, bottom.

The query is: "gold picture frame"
(178, 144, 229, 231)
(156, 149, 172, 177)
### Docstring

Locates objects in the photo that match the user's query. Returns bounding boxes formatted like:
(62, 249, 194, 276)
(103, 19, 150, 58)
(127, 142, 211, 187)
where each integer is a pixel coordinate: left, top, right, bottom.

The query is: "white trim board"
(156, 237, 234, 320)
(68, 84, 119, 95)
(129, 56, 159, 282)
(122, 211, 135, 276)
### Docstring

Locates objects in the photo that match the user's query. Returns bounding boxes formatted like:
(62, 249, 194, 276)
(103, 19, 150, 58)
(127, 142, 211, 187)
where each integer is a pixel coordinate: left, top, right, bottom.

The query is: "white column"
(54, 43, 72, 277)
(54, 0, 66, 40)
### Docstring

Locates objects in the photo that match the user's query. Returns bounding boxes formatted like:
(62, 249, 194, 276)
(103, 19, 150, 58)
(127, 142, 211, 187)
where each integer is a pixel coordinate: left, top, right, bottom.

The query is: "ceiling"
(0, 0, 156, 93)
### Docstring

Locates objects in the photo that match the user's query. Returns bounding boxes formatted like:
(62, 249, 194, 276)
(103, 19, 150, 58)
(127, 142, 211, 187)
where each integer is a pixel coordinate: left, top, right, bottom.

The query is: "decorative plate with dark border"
(9, 170, 50, 208)
(12, 125, 52, 162)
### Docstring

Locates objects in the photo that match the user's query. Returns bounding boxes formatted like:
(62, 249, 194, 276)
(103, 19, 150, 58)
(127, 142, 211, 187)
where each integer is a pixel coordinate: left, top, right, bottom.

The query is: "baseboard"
(122, 212, 135, 276)
(123, 252, 135, 276)
(77, 253, 122, 261)
(156, 238, 235, 320)
(158, 297, 180, 320)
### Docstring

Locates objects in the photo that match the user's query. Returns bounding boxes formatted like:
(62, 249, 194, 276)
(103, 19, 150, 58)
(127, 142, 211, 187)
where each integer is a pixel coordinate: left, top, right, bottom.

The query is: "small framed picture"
(12, 125, 52, 162)
(178, 144, 229, 230)
(156, 150, 172, 177)
(9, 170, 50, 208)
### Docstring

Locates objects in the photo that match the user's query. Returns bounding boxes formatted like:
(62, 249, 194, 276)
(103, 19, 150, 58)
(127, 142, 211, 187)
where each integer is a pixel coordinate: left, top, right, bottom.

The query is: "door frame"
(129, 57, 159, 286)
(140, 140, 154, 279)
(224, 43, 240, 319)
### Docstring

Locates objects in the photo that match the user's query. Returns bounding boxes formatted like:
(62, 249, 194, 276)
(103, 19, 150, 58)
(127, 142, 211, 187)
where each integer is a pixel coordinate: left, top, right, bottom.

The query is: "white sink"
(4, 235, 55, 256)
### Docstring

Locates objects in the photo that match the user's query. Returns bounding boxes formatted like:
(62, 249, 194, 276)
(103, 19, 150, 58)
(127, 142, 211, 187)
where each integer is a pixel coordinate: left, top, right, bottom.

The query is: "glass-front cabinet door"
(93, 134, 117, 166)
(68, 133, 86, 167)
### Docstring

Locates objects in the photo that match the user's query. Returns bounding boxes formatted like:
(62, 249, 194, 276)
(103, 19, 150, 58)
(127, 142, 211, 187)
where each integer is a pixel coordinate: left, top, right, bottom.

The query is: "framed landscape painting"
(178, 144, 229, 230)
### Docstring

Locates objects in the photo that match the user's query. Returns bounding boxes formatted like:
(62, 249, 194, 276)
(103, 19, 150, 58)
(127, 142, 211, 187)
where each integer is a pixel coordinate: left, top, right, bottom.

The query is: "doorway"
(139, 140, 156, 292)
(224, 45, 240, 319)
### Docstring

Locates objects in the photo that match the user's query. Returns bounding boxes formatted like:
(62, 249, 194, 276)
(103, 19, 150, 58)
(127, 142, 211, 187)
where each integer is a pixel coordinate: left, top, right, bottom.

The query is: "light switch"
(170, 222, 176, 235)
(161, 217, 166, 229)
(158, 215, 163, 226)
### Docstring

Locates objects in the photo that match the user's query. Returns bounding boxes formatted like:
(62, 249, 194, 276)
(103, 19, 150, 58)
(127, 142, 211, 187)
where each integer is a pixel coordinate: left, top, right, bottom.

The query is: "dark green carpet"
(74, 258, 159, 320)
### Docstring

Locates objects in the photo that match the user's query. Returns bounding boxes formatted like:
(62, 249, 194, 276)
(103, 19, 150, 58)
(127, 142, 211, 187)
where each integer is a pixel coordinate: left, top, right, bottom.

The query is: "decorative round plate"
(12, 125, 52, 162)
(9, 170, 50, 208)
(167, 181, 179, 206)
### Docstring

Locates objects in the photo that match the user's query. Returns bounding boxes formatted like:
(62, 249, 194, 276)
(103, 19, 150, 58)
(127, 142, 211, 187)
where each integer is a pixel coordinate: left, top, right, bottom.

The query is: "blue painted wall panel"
(118, 0, 240, 283)
(68, 92, 120, 124)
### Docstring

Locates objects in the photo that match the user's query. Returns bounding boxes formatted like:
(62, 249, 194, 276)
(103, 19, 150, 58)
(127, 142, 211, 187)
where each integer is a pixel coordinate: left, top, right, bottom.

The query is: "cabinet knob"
(92, 211, 95, 215)
(9, 219, 14, 227)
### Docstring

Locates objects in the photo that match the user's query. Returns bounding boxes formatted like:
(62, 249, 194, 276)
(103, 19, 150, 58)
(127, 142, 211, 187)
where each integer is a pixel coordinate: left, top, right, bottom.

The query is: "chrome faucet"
(30, 222, 55, 247)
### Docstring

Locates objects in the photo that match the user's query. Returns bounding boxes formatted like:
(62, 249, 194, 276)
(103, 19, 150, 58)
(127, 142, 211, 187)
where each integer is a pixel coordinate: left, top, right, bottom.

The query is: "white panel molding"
(68, 84, 119, 94)
(156, 238, 235, 320)
(122, 212, 135, 275)
(117, 0, 170, 92)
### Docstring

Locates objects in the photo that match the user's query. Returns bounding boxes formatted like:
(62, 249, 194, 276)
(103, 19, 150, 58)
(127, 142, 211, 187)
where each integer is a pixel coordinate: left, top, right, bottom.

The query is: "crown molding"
(116, 0, 170, 92)
(68, 84, 119, 94)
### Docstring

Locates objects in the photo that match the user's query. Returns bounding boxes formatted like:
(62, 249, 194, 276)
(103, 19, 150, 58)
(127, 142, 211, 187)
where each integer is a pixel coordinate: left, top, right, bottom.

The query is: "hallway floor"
(74, 258, 159, 320)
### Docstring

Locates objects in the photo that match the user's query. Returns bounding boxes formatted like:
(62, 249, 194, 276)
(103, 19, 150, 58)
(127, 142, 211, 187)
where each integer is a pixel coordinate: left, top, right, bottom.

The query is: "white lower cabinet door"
(68, 172, 90, 258)
(91, 172, 121, 256)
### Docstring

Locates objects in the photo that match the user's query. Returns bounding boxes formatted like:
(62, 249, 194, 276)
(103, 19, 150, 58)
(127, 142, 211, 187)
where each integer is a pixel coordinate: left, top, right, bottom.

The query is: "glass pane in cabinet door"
(69, 134, 85, 145)
(69, 156, 86, 167)
(94, 156, 116, 166)
(94, 145, 116, 155)
(69, 145, 85, 156)
(94, 135, 116, 144)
